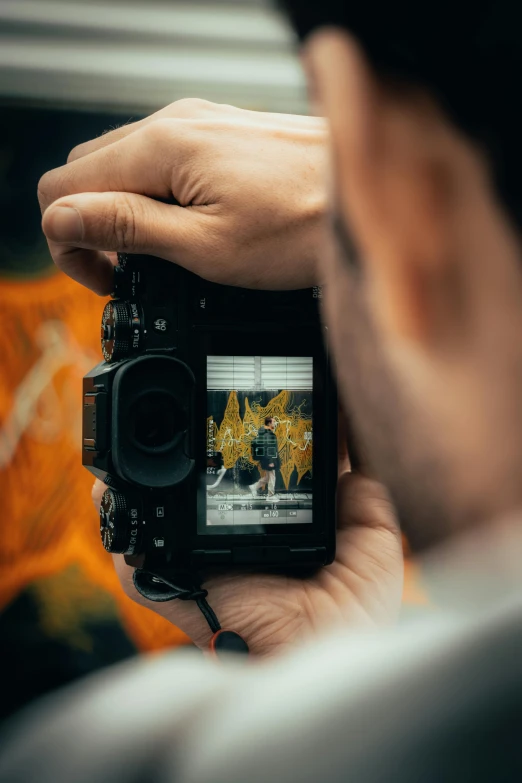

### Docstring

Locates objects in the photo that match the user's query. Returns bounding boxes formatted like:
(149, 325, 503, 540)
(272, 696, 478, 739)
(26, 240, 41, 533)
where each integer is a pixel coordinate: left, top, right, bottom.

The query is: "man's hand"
(37, 99, 328, 294)
(92, 471, 403, 656)
(40, 98, 403, 655)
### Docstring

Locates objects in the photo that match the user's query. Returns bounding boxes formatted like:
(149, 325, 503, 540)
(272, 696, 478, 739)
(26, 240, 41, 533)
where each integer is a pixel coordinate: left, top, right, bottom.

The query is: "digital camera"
(82, 253, 337, 578)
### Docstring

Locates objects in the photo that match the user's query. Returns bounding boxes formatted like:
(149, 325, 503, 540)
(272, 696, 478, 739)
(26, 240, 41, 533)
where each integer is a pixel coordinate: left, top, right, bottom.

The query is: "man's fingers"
(46, 243, 115, 296)
(336, 471, 399, 537)
(42, 191, 216, 293)
(92, 479, 106, 510)
(66, 98, 224, 163)
(38, 121, 180, 215)
(65, 99, 324, 164)
(67, 120, 140, 164)
(38, 117, 222, 293)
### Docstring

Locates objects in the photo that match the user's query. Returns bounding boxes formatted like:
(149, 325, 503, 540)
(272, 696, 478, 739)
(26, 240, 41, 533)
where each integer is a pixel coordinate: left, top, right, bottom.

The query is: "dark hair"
(265, 417, 274, 426)
(279, 1, 522, 232)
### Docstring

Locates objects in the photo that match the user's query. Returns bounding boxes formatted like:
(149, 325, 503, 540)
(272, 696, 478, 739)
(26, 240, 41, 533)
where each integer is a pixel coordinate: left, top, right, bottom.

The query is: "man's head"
(281, 2, 522, 550)
(265, 417, 276, 431)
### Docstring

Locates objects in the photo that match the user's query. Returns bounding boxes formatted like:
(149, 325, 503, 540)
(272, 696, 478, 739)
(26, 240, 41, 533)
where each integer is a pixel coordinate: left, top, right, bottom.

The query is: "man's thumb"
(42, 191, 201, 294)
(336, 471, 400, 537)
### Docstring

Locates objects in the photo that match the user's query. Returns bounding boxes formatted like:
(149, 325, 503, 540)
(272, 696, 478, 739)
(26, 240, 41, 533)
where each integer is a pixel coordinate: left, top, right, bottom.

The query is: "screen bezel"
(190, 325, 336, 549)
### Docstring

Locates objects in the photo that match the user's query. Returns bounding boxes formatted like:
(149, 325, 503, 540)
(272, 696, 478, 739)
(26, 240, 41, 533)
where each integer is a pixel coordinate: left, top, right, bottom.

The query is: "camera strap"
(132, 567, 249, 657)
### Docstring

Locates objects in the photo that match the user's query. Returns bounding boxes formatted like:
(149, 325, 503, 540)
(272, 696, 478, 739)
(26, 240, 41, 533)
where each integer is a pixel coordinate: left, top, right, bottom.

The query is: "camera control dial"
(100, 488, 144, 555)
(101, 300, 143, 362)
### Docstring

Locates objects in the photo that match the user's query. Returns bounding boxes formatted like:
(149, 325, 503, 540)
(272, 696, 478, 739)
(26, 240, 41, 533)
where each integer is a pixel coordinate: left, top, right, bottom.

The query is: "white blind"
(208, 355, 312, 390)
(260, 356, 313, 389)
(207, 356, 256, 390)
(0, 0, 308, 114)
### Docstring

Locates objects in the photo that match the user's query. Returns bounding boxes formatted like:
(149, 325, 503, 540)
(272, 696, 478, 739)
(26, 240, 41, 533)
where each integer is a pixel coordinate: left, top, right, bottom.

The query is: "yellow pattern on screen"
(207, 390, 312, 489)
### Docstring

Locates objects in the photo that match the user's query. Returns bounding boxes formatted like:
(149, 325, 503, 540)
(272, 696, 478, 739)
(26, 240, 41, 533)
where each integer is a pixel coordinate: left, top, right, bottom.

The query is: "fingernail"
(46, 206, 84, 243)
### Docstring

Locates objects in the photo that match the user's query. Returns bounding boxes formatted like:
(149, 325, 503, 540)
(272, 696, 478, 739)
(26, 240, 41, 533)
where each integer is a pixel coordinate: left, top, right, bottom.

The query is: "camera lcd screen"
(205, 356, 313, 529)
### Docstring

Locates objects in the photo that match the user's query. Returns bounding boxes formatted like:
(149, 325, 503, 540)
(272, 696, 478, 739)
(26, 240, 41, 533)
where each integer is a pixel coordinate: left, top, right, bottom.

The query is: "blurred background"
(0, 0, 427, 723)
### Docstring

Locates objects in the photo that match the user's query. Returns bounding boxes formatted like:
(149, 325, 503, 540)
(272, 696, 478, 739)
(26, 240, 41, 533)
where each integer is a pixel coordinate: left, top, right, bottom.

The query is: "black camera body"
(83, 253, 337, 576)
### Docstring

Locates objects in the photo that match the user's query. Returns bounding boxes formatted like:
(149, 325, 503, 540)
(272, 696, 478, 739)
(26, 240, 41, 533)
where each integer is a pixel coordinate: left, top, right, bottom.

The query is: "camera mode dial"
(100, 488, 144, 555)
(101, 300, 143, 362)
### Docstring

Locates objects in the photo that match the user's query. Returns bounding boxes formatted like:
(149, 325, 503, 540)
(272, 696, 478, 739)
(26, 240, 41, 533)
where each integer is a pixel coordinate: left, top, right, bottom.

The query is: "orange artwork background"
(0, 268, 189, 651)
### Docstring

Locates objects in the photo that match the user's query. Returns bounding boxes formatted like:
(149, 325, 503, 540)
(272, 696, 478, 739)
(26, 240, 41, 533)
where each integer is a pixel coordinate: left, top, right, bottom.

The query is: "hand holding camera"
(38, 99, 328, 294)
(39, 100, 403, 655)
(93, 470, 402, 654)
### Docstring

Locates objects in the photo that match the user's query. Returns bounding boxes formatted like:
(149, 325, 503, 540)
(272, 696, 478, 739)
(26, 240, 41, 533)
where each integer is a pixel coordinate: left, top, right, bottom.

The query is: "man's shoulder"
(179, 597, 522, 783)
(1, 598, 521, 783)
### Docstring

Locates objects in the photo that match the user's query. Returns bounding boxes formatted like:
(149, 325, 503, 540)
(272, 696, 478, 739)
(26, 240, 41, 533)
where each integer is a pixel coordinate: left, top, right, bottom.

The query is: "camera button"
(83, 392, 108, 451)
(233, 547, 258, 564)
(290, 547, 327, 564)
(191, 549, 232, 566)
(262, 546, 289, 564)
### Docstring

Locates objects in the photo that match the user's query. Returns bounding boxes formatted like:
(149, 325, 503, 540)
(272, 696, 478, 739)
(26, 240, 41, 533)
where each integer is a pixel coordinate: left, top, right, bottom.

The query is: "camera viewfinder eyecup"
(111, 353, 195, 489)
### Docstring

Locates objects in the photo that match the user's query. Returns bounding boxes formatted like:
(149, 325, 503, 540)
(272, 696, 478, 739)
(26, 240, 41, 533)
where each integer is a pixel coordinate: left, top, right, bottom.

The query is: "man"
(1, 2, 521, 781)
(249, 416, 279, 498)
(206, 451, 227, 496)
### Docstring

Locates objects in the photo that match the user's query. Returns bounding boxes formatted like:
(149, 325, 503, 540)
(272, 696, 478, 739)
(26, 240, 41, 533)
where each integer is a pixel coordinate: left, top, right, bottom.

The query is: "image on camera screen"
(205, 356, 313, 527)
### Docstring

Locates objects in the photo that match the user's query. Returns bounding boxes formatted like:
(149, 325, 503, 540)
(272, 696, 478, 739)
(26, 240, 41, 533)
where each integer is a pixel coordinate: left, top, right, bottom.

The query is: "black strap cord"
(132, 567, 221, 634)
(132, 567, 249, 654)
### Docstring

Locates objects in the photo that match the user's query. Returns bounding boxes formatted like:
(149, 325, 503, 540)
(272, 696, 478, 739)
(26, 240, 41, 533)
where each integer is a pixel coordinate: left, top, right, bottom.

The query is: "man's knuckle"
(143, 118, 194, 158)
(67, 143, 86, 164)
(144, 117, 175, 142)
(111, 194, 137, 250)
(37, 170, 56, 209)
(171, 97, 214, 116)
(138, 119, 177, 159)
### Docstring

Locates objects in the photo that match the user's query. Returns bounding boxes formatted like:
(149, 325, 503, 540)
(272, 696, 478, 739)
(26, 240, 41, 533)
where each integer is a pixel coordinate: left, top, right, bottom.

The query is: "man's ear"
(306, 29, 458, 347)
